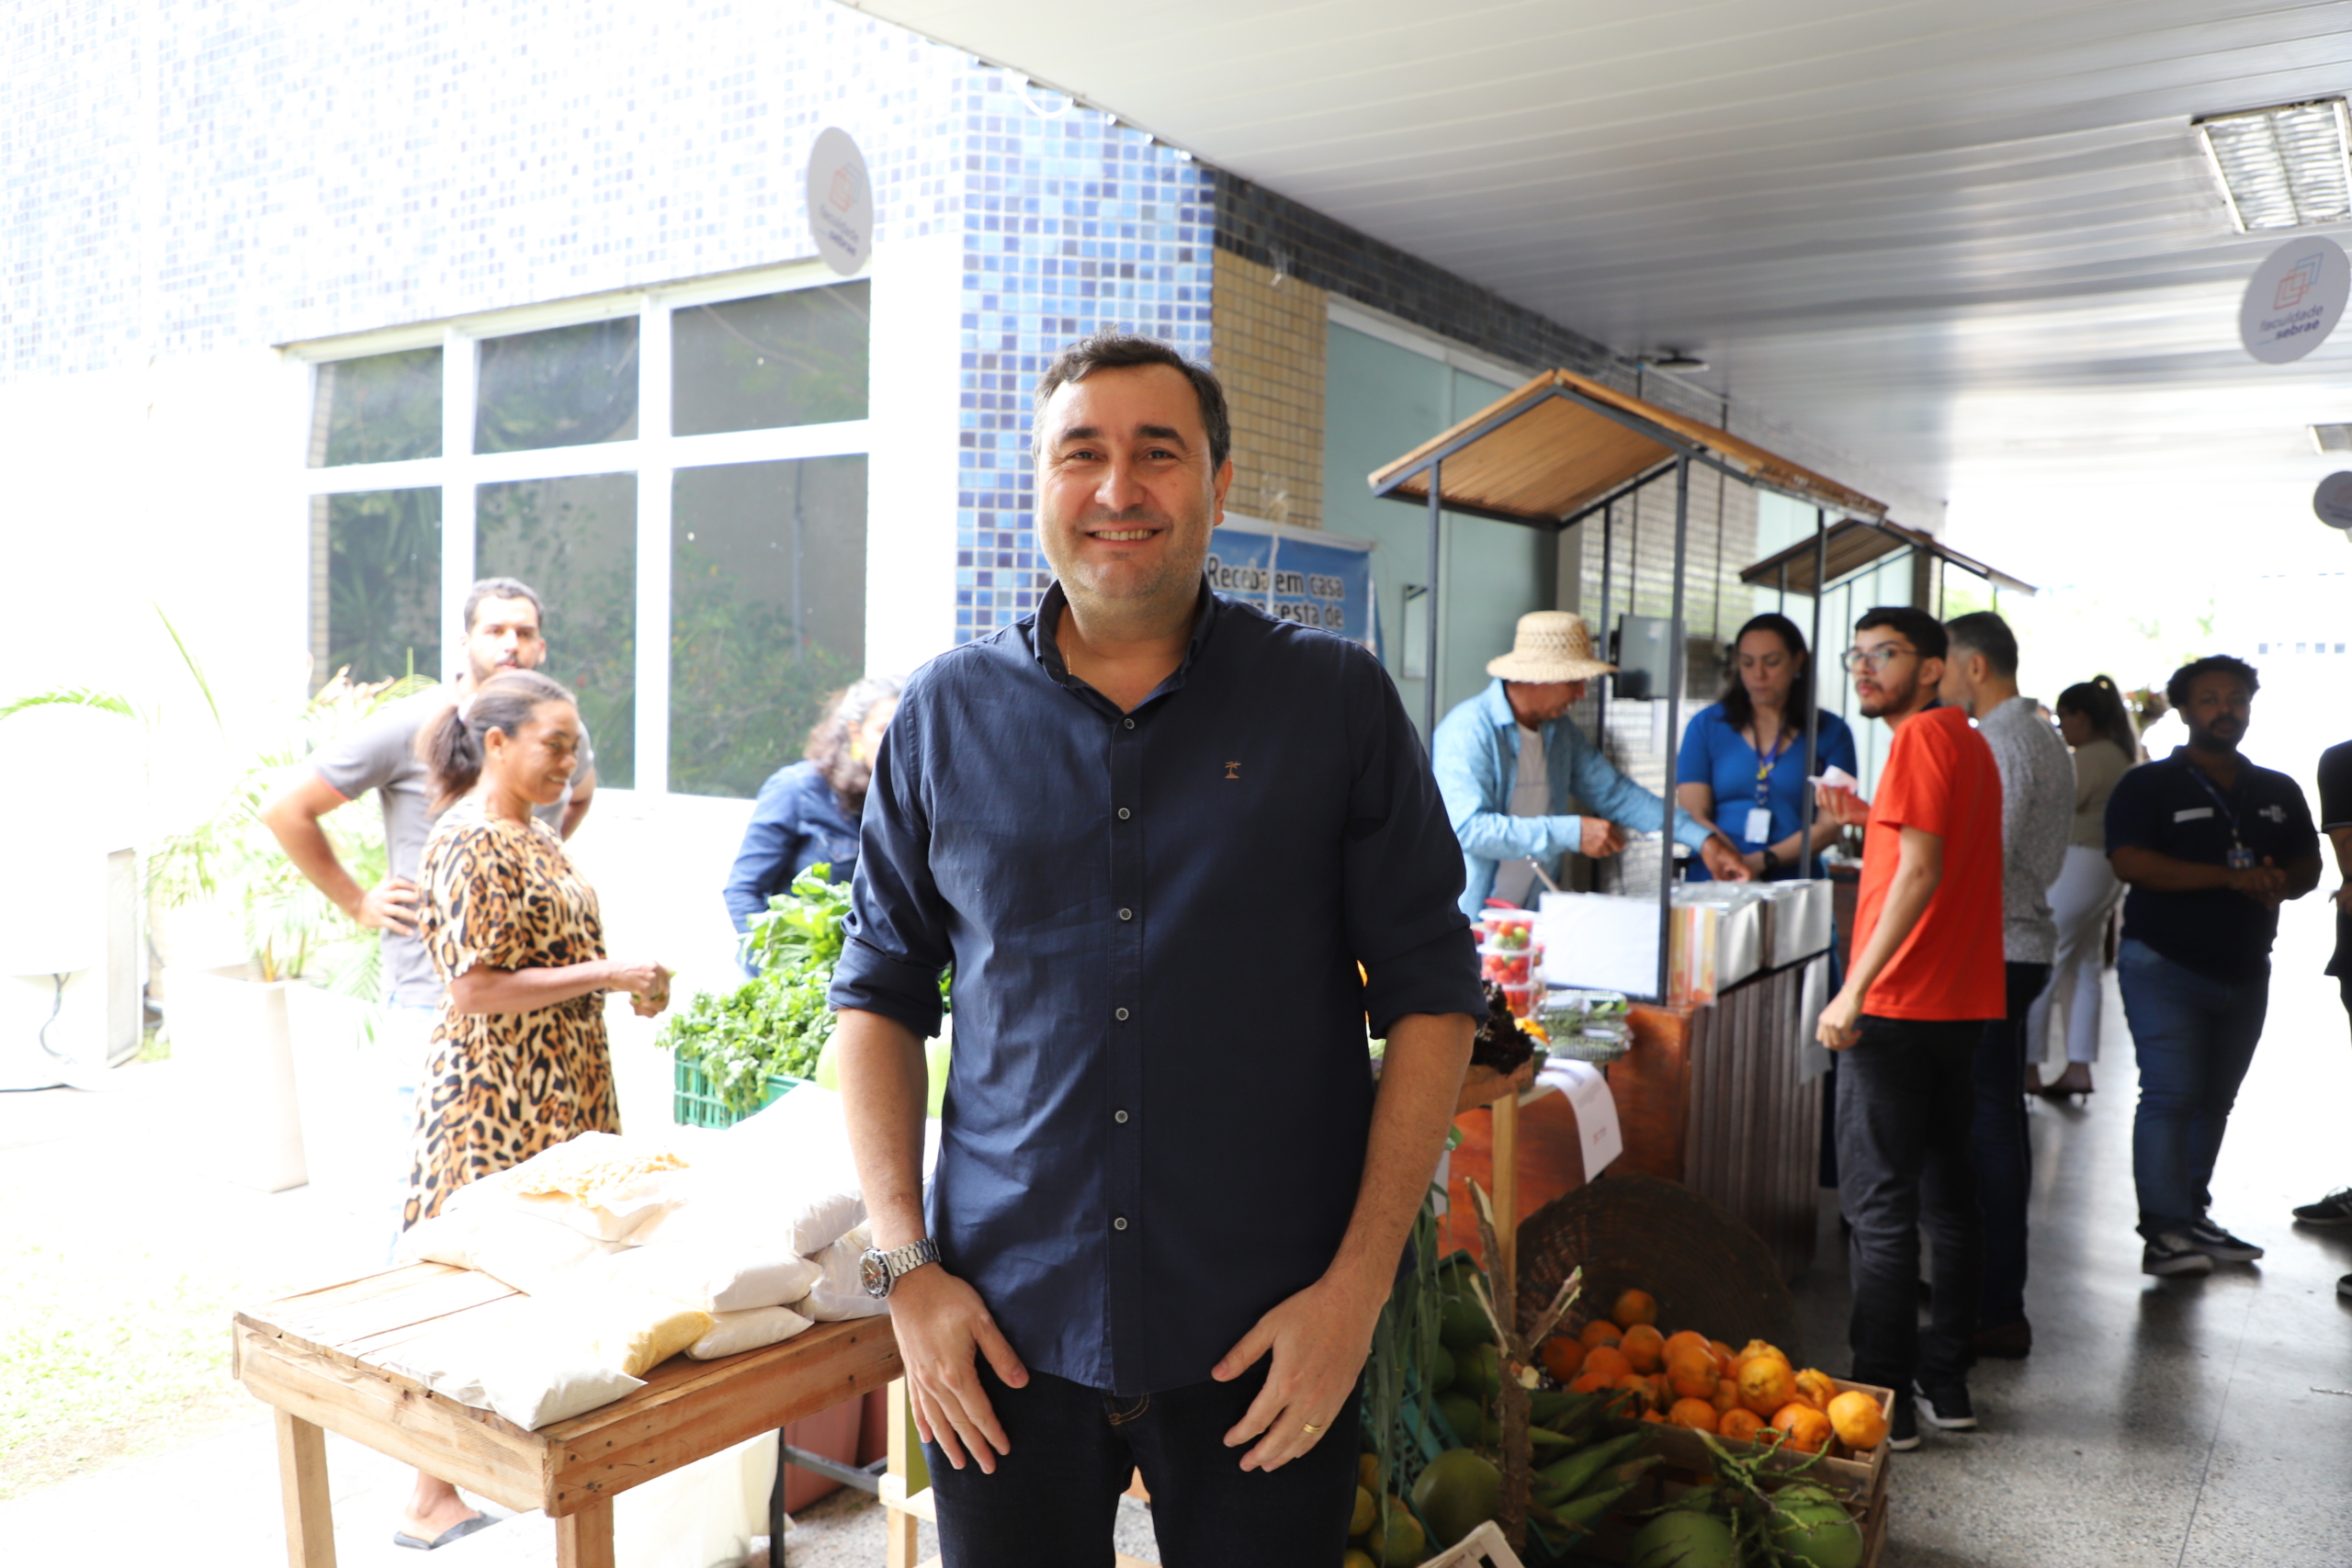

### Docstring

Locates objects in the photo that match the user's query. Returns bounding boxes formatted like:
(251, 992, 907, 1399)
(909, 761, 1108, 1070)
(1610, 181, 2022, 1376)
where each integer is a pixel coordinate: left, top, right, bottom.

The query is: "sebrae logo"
(2276, 253, 2326, 310)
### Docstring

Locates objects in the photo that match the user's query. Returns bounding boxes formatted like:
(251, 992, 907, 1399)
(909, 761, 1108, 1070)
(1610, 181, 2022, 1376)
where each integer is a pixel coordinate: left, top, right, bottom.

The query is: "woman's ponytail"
(414, 670, 576, 811)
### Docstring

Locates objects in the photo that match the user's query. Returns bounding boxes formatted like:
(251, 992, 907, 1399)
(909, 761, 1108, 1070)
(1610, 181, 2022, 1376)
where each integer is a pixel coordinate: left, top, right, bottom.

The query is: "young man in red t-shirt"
(1815, 606, 2007, 1450)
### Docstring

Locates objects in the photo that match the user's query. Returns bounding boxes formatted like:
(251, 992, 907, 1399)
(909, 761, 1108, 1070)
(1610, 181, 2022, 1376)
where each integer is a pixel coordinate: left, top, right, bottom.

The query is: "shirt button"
(1114, 1109, 1130, 1123)
(1114, 1215, 1129, 1231)
(1119, 908, 1133, 921)
(1123, 717, 1136, 729)
(1115, 1007, 1130, 1021)
(1117, 807, 1131, 820)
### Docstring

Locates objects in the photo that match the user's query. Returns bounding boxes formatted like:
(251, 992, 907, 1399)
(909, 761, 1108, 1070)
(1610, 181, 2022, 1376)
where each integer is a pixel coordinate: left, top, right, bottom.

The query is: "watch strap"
(878, 1237, 939, 1292)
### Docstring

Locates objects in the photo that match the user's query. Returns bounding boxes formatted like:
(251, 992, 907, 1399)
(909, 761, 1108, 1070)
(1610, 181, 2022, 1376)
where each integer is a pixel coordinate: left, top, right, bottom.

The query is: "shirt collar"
(1028, 577, 1220, 694)
(1478, 678, 1521, 730)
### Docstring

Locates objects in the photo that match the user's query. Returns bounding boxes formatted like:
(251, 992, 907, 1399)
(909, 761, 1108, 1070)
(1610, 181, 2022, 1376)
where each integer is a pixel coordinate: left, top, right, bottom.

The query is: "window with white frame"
(299, 269, 872, 799)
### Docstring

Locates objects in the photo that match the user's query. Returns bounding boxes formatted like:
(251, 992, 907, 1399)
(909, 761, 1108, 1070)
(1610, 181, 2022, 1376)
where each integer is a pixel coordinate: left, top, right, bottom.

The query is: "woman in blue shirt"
(1676, 613, 1857, 881)
(723, 674, 900, 969)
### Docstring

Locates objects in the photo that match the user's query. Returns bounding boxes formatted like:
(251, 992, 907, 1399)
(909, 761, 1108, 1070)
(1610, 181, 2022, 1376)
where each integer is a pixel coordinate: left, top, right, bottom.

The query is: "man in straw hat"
(1433, 610, 1748, 913)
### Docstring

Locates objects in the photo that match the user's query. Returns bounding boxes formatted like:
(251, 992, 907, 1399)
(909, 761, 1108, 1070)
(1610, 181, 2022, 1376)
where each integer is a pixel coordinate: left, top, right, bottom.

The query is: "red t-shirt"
(1851, 705, 2006, 1021)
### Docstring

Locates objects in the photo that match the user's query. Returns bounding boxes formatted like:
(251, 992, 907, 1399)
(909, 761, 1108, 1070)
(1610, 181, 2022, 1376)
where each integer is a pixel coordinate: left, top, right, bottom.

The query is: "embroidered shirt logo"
(2259, 803, 2288, 824)
(1224, 761, 1241, 780)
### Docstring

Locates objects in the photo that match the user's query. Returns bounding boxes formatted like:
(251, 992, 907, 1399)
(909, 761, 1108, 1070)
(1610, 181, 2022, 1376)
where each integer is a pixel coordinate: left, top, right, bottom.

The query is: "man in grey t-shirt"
(264, 579, 594, 1007)
(1941, 611, 2071, 1362)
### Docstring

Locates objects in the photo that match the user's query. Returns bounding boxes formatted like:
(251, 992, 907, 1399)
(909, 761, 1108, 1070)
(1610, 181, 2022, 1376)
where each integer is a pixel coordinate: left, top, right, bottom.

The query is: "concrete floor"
(3, 896, 2349, 1566)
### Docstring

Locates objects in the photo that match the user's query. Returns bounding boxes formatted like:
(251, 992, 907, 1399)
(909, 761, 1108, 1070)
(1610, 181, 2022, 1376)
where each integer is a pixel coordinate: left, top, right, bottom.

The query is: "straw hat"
(1487, 611, 1616, 682)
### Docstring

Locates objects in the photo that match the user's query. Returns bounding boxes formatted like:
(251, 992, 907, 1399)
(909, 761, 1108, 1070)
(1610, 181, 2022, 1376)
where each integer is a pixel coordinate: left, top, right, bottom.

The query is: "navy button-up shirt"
(829, 581, 1483, 1395)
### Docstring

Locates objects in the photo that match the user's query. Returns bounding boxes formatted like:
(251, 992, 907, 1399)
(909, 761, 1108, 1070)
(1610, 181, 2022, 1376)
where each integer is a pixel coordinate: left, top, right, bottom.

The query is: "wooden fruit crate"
(1561, 1378, 1894, 1568)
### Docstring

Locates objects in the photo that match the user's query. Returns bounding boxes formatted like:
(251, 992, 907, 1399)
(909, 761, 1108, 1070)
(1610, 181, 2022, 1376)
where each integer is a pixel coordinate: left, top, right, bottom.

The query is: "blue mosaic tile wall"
(3, 0, 971, 378)
(953, 77, 1215, 641)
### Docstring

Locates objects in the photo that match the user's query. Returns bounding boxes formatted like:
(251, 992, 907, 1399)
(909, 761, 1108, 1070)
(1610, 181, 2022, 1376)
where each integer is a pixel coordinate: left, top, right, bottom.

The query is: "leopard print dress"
(401, 805, 621, 1229)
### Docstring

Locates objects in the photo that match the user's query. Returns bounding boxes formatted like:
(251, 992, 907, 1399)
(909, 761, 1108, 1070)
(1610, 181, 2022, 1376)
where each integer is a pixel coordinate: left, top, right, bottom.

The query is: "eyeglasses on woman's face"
(1841, 643, 1916, 673)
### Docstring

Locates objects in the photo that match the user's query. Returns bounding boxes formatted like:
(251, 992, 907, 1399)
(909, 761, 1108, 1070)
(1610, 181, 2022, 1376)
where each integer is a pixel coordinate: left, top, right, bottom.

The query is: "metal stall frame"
(1367, 369, 1887, 1003)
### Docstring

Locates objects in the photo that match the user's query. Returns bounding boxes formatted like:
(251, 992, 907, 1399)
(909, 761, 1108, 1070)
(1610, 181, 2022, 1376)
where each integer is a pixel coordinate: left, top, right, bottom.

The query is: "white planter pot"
(165, 965, 307, 1192)
(283, 985, 396, 1204)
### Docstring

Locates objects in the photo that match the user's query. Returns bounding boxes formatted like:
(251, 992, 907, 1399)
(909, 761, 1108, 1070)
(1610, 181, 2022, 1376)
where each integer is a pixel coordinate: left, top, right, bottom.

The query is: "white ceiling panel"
(842, 0, 2352, 545)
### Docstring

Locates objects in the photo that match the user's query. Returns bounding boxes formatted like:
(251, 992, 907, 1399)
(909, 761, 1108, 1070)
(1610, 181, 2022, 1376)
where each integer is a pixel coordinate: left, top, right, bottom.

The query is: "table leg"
(555, 1496, 616, 1568)
(273, 1408, 336, 1568)
(885, 1379, 921, 1568)
(1493, 1091, 1520, 1320)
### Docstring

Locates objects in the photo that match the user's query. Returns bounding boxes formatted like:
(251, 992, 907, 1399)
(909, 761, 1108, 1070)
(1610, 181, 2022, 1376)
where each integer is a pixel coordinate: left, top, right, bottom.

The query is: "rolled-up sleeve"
(1565, 724, 1715, 852)
(1345, 654, 1487, 1035)
(828, 705, 950, 1040)
(1433, 710, 1580, 865)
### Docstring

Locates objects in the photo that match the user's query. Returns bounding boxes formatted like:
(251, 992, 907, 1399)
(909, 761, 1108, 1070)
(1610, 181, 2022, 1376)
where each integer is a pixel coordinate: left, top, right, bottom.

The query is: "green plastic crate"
(671, 1055, 806, 1129)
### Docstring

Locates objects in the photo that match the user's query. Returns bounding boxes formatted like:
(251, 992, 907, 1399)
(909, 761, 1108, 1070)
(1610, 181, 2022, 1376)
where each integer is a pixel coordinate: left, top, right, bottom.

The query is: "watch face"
(861, 1249, 891, 1298)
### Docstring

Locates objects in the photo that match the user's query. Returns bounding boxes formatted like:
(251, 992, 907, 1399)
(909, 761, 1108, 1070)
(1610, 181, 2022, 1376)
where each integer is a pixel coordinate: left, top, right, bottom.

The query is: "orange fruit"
(1581, 1346, 1633, 1383)
(1710, 1339, 1736, 1377)
(1579, 1320, 1624, 1352)
(1663, 1330, 1712, 1364)
(1611, 1289, 1658, 1329)
(1792, 1369, 1838, 1412)
(1620, 1325, 1666, 1373)
(1710, 1377, 1741, 1415)
(1668, 1397, 1717, 1430)
(1733, 1339, 1790, 1374)
(1827, 1390, 1890, 1450)
(1736, 1356, 1796, 1417)
(1665, 1348, 1719, 1401)
(1613, 1372, 1662, 1413)
(1643, 1408, 1667, 1424)
(1718, 1407, 1765, 1441)
(1540, 1336, 1586, 1383)
(1770, 1403, 1833, 1454)
(1568, 1370, 1613, 1395)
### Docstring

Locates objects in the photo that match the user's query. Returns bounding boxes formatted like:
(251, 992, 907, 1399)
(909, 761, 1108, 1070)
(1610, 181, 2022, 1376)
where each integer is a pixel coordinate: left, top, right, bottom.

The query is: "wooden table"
(233, 1263, 901, 1568)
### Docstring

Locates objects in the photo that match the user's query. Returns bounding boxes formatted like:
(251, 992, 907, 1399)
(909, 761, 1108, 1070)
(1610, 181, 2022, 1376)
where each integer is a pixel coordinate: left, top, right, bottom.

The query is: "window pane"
(673, 282, 870, 436)
(311, 348, 442, 467)
(311, 490, 443, 687)
(475, 320, 639, 454)
(670, 457, 868, 798)
(475, 475, 638, 788)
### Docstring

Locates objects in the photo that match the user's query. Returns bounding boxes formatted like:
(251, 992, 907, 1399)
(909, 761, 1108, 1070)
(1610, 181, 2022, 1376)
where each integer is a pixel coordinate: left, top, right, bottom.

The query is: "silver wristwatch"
(860, 1237, 941, 1299)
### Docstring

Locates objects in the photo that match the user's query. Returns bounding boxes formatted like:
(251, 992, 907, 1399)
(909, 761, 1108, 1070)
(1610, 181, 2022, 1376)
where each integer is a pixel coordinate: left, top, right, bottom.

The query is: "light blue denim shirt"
(1432, 678, 1715, 917)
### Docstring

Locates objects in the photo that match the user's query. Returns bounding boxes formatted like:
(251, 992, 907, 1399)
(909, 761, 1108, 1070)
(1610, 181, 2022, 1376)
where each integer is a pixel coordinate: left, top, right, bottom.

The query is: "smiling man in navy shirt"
(829, 333, 1483, 1566)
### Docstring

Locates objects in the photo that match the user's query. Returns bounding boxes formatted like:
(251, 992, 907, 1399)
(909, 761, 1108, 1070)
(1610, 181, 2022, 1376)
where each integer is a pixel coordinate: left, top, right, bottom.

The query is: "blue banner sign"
(1203, 516, 1379, 651)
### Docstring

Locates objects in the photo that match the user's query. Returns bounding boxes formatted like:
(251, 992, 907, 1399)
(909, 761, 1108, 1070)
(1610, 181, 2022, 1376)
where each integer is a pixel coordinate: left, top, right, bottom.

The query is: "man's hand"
(1698, 837, 1751, 883)
(2228, 857, 2290, 908)
(351, 877, 421, 936)
(1815, 783, 1870, 829)
(1816, 984, 1863, 1052)
(1579, 818, 1627, 858)
(888, 1264, 1028, 1473)
(1214, 1270, 1385, 1472)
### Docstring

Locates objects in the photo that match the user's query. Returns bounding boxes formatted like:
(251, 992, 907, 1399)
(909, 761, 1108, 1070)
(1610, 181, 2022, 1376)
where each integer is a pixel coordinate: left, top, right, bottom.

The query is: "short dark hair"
(1032, 333, 1232, 472)
(1943, 611, 2018, 678)
(1854, 605, 1947, 661)
(2165, 654, 2260, 709)
(463, 577, 546, 635)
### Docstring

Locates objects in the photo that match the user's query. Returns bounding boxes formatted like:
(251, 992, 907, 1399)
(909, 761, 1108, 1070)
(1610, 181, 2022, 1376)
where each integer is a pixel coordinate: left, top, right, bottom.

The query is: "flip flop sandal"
(393, 1514, 498, 1551)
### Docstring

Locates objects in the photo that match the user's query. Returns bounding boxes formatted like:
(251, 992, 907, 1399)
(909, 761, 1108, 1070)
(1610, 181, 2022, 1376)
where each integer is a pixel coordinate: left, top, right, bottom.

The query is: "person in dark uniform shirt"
(2292, 737, 2352, 1300)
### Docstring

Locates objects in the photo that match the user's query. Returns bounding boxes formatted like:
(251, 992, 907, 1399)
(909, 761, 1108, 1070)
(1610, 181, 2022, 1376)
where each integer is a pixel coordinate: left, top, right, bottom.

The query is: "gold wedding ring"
(1301, 1420, 1323, 1435)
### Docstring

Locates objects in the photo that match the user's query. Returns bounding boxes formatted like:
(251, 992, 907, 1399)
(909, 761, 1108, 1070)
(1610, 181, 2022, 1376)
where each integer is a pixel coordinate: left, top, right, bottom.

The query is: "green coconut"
(1766, 1484, 1865, 1568)
(1409, 1448, 1502, 1550)
(1424, 1341, 1457, 1393)
(1435, 1392, 1485, 1446)
(1628, 1509, 1739, 1568)
(1438, 1291, 1490, 1352)
(1453, 1343, 1501, 1402)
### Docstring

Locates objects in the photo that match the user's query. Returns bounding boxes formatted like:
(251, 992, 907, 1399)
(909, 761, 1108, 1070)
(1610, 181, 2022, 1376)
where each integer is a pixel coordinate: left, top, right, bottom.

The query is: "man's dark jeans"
(1973, 961, 2050, 1329)
(926, 1359, 1361, 1568)
(2116, 939, 2268, 1239)
(1838, 1015, 1985, 1393)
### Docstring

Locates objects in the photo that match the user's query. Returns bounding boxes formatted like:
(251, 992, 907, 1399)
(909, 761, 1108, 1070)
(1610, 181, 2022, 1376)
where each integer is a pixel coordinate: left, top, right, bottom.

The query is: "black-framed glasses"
(1841, 645, 1915, 672)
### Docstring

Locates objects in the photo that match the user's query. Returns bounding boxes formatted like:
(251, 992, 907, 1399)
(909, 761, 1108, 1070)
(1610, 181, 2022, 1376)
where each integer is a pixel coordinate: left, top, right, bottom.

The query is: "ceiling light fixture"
(2311, 423, 2352, 454)
(2194, 99, 2352, 232)
(1638, 349, 1709, 373)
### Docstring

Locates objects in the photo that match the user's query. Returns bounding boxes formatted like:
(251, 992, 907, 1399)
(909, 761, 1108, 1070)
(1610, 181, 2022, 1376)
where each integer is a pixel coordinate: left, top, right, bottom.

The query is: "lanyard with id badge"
(1743, 728, 1792, 845)
(2187, 767, 2256, 870)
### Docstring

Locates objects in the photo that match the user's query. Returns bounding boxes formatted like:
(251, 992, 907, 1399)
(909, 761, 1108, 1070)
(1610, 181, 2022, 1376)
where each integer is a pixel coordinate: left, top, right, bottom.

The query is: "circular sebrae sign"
(2315, 471, 2352, 529)
(2240, 236, 2350, 363)
(806, 127, 874, 276)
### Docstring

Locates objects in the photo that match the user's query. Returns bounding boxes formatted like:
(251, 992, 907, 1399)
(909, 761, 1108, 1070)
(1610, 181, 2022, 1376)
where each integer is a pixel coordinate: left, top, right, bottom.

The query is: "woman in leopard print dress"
(388, 671, 674, 1549)
(402, 670, 674, 1230)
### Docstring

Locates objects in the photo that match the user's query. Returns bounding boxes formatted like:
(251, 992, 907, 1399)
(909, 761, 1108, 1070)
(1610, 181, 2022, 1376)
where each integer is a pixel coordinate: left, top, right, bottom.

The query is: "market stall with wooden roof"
(1367, 370, 1893, 1287)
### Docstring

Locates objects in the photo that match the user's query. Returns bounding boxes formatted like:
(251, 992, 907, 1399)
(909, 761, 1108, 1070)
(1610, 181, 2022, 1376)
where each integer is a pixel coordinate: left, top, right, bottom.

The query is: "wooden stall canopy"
(1740, 515, 2038, 598)
(1365, 368, 1886, 527)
